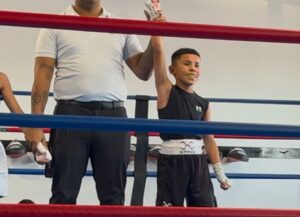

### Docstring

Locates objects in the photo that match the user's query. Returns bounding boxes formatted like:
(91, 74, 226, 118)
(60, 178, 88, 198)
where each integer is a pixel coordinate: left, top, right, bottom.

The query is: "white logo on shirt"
(195, 105, 202, 112)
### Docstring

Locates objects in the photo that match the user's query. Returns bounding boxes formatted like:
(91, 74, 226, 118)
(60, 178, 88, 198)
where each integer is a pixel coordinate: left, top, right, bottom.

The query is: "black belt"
(56, 100, 124, 109)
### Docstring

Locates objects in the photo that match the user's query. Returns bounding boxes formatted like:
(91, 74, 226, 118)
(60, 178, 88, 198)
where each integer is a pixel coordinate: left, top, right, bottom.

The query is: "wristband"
(213, 162, 230, 184)
(35, 142, 52, 163)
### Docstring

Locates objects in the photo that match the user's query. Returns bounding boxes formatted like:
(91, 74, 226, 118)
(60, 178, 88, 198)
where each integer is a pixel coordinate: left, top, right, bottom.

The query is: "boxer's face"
(170, 54, 201, 86)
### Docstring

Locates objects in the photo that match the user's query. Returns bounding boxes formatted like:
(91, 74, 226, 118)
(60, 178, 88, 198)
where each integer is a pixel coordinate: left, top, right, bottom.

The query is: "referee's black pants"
(48, 101, 130, 205)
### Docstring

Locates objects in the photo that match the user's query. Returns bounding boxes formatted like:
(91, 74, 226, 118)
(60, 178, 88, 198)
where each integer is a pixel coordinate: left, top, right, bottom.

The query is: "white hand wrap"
(145, 1, 161, 20)
(212, 162, 231, 185)
(35, 142, 52, 163)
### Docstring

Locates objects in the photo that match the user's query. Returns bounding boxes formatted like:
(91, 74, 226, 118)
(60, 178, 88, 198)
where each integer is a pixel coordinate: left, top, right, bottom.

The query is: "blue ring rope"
(7, 91, 300, 105)
(1, 95, 299, 181)
(1, 113, 300, 137)
(8, 169, 300, 180)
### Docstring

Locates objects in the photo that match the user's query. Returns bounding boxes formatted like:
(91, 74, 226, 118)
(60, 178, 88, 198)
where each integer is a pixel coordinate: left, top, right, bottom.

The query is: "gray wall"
(0, 0, 300, 207)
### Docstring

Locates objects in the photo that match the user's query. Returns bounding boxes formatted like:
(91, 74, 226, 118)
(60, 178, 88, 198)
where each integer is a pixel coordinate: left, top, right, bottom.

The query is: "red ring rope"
(0, 204, 299, 217)
(0, 10, 300, 43)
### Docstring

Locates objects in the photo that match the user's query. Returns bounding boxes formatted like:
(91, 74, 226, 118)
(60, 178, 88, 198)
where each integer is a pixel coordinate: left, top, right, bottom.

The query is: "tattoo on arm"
(31, 91, 49, 112)
(35, 62, 55, 78)
(32, 59, 54, 112)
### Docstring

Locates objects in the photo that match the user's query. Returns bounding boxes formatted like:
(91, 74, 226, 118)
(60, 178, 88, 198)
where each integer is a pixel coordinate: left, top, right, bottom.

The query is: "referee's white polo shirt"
(35, 6, 143, 102)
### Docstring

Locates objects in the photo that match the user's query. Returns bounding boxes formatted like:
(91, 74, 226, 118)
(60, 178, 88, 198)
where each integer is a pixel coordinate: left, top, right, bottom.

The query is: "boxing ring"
(1, 7, 300, 217)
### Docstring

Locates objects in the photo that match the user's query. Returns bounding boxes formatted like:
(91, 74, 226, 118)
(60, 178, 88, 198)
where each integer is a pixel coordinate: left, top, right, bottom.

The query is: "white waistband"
(160, 139, 203, 155)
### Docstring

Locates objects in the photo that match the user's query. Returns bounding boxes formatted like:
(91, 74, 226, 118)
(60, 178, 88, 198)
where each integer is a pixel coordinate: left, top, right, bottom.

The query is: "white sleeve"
(35, 28, 57, 59)
(123, 34, 143, 61)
